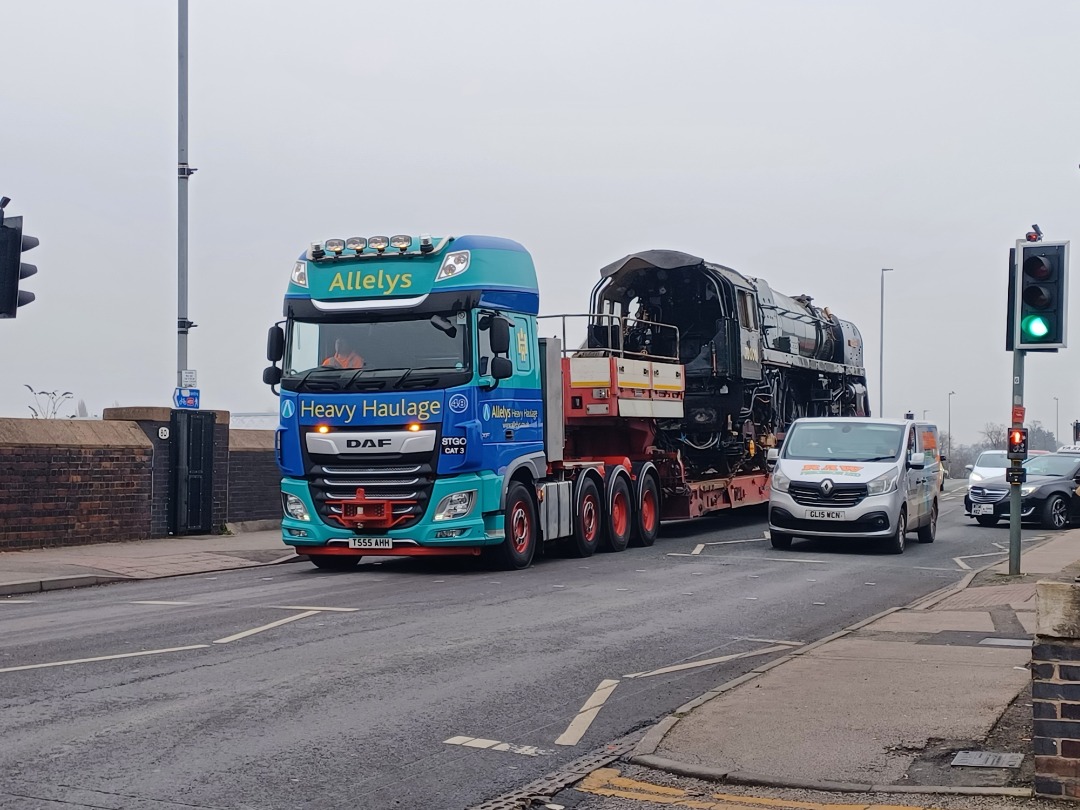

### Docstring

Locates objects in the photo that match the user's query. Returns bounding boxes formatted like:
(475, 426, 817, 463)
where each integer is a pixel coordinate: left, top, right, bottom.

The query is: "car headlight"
(1020, 485, 1038, 497)
(969, 472, 984, 482)
(433, 490, 476, 521)
(771, 469, 790, 493)
(867, 469, 900, 496)
(283, 493, 311, 521)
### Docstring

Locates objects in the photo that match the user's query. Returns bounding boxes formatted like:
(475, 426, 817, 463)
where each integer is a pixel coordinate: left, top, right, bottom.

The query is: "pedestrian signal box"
(1007, 427, 1029, 460)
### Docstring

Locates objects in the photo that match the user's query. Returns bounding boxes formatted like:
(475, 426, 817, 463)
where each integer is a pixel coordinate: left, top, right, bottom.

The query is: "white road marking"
(130, 601, 195, 606)
(706, 538, 767, 545)
(812, 602, 826, 606)
(625, 644, 791, 680)
(736, 637, 803, 646)
(992, 542, 1008, 550)
(691, 544, 705, 555)
(0, 600, 35, 604)
(0, 645, 209, 674)
(745, 597, 758, 600)
(555, 679, 619, 746)
(914, 566, 959, 571)
(266, 606, 359, 612)
(213, 610, 320, 644)
(444, 736, 553, 756)
(762, 557, 826, 564)
(953, 551, 1008, 570)
(616, 588, 629, 591)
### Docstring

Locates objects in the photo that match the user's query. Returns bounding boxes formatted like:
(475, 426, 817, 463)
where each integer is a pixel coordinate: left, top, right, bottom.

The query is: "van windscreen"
(782, 422, 905, 463)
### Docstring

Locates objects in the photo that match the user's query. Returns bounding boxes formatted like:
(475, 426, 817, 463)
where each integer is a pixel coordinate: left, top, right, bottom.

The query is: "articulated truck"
(263, 235, 869, 570)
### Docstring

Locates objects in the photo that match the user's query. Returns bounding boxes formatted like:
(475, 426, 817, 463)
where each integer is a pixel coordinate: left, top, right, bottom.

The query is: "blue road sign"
(174, 388, 200, 409)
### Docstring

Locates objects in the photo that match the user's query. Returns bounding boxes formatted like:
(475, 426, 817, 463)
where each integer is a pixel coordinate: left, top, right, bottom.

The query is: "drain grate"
(467, 731, 643, 810)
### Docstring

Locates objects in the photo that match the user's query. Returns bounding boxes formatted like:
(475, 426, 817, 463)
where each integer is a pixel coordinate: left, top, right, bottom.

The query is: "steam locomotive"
(587, 249, 870, 478)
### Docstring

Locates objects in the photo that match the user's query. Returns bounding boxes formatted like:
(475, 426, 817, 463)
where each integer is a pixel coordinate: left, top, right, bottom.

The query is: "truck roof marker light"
(316, 424, 330, 433)
(325, 238, 345, 256)
(435, 250, 470, 281)
(390, 235, 413, 253)
(310, 242, 325, 260)
(291, 261, 308, 288)
(407, 423, 422, 431)
(368, 235, 390, 253)
(345, 237, 367, 253)
(419, 234, 434, 254)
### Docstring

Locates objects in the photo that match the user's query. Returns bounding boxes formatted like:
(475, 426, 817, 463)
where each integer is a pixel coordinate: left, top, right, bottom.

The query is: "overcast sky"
(2, 1, 1078, 444)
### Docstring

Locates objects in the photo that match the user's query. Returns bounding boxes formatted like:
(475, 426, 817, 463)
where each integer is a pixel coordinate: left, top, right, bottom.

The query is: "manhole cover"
(951, 751, 1024, 768)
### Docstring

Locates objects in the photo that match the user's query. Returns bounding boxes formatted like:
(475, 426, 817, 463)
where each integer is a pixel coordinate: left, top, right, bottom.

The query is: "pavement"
(0, 525, 295, 596)
(627, 529, 1080, 801)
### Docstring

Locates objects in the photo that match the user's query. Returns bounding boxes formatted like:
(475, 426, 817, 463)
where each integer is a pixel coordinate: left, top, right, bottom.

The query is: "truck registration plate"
(348, 537, 393, 550)
(806, 509, 845, 520)
(972, 504, 995, 516)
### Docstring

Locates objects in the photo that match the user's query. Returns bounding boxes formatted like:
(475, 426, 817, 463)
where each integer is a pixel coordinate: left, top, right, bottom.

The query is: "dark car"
(965, 453, 1080, 529)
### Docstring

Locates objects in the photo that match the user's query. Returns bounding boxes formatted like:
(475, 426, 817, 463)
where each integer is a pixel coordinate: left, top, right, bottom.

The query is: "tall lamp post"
(1054, 396, 1060, 447)
(947, 391, 956, 465)
(879, 268, 893, 416)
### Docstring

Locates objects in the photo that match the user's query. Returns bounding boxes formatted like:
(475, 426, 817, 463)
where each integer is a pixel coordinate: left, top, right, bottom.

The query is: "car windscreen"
(975, 451, 1008, 467)
(1023, 455, 1080, 478)
(781, 422, 905, 462)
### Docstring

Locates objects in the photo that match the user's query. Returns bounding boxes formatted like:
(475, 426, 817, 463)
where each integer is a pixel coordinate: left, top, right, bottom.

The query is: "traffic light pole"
(1008, 348, 1025, 575)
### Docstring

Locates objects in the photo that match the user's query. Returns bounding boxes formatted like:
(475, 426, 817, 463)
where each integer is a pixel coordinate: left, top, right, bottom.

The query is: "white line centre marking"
(213, 610, 320, 644)
(267, 606, 359, 612)
(555, 679, 619, 746)
(130, 601, 195, 606)
(0, 600, 35, 604)
(0, 645, 209, 674)
(762, 557, 826, 564)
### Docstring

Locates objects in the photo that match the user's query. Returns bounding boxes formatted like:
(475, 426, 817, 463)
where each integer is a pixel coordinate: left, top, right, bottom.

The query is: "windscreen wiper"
(393, 366, 457, 389)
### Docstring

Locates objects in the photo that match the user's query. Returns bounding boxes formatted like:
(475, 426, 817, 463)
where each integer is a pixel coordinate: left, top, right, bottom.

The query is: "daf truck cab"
(767, 417, 940, 554)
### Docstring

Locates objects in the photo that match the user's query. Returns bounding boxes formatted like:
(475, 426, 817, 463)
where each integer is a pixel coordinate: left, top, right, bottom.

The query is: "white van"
(767, 417, 941, 554)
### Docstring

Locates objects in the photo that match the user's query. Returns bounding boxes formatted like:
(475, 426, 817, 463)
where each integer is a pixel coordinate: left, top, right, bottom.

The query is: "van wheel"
(917, 500, 937, 543)
(600, 476, 632, 553)
(565, 477, 601, 557)
(770, 531, 793, 550)
(495, 482, 537, 570)
(884, 507, 906, 554)
(630, 474, 660, 547)
(975, 515, 999, 527)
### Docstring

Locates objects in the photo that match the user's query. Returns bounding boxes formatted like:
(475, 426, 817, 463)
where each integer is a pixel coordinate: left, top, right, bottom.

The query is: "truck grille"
(969, 486, 1008, 504)
(306, 455, 436, 531)
(789, 482, 867, 507)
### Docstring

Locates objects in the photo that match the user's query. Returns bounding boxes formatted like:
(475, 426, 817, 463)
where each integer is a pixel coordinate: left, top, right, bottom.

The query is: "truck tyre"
(1042, 494, 1070, 530)
(769, 531, 793, 550)
(308, 555, 361, 571)
(883, 507, 906, 554)
(630, 474, 660, 547)
(600, 476, 632, 553)
(917, 499, 937, 543)
(496, 481, 538, 570)
(975, 515, 999, 527)
(565, 477, 601, 557)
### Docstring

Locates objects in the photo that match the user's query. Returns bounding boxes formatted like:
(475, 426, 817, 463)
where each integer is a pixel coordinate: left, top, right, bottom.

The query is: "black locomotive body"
(588, 250, 870, 478)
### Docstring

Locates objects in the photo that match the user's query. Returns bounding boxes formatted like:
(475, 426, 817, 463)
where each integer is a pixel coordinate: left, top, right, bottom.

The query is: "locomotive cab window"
(737, 290, 758, 330)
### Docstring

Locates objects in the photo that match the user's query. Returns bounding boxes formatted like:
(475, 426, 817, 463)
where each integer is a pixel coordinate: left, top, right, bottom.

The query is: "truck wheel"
(1042, 495, 1070, 530)
(917, 500, 938, 543)
(883, 507, 906, 554)
(600, 476, 632, 553)
(630, 474, 660, 547)
(770, 531, 793, 550)
(975, 515, 999, 527)
(496, 482, 537, 570)
(565, 477, 601, 557)
(308, 555, 361, 571)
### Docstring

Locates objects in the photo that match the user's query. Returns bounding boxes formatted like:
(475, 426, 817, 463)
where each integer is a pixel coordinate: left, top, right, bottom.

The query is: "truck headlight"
(283, 493, 311, 521)
(433, 490, 476, 521)
(867, 469, 900, 496)
(771, 469, 790, 493)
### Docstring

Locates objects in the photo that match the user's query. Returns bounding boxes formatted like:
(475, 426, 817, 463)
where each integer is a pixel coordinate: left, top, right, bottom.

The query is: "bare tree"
(24, 385, 75, 419)
(980, 422, 1007, 449)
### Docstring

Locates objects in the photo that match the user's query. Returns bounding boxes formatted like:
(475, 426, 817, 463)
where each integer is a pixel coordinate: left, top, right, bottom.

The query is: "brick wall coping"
(0, 418, 152, 448)
(102, 406, 231, 425)
(229, 429, 275, 451)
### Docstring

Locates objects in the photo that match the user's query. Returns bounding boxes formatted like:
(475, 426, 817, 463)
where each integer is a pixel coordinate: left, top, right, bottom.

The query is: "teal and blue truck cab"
(263, 234, 553, 570)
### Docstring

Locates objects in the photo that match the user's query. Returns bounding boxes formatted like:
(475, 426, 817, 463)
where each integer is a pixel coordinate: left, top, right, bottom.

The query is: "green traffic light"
(1021, 314, 1051, 339)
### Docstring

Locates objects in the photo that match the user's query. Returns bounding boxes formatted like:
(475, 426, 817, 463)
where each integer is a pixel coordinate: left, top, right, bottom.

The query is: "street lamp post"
(947, 390, 956, 465)
(879, 268, 893, 417)
(1055, 396, 1060, 447)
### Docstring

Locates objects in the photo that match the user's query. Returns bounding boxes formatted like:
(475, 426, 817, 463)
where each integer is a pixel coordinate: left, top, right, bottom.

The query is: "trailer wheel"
(495, 481, 537, 570)
(600, 476, 632, 553)
(308, 555, 361, 571)
(565, 477, 601, 558)
(630, 474, 660, 547)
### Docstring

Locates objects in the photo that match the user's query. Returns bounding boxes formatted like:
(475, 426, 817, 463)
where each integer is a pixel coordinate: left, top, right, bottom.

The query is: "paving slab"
(933, 584, 1036, 610)
(867, 610, 995, 634)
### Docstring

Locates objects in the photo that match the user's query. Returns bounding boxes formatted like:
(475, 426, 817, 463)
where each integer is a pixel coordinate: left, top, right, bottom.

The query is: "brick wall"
(228, 430, 280, 523)
(0, 419, 153, 550)
(1034, 578, 1080, 800)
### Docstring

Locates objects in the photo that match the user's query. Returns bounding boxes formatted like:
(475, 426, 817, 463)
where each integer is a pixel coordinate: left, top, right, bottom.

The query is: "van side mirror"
(766, 447, 779, 467)
(964, 464, 974, 472)
(490, 356, 513, 380)
(267, 325, 285, 362)
(490, 317, 511, 355)
(907, 451, 925, 470)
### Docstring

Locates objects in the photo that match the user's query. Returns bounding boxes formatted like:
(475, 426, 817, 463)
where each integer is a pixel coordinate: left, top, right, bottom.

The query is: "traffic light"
(1007, 427, 1029, 460)
(1013, 240, 1069, 350)
(0, 210, 38, 319)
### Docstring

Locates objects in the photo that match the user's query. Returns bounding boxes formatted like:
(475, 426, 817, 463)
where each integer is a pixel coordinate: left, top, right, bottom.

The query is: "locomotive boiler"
(585, 249, 870, 478)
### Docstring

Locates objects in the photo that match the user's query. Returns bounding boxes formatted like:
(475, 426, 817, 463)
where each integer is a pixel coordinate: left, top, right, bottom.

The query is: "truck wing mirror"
(263, 366, 283, 386)
(267, 325, 285, 362)
(489, 317, 511, 355)
(490, 356, 513, 380)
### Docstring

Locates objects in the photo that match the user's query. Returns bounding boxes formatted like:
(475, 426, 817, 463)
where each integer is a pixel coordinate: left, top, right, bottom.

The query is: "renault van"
(767, 418, 941, 554)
